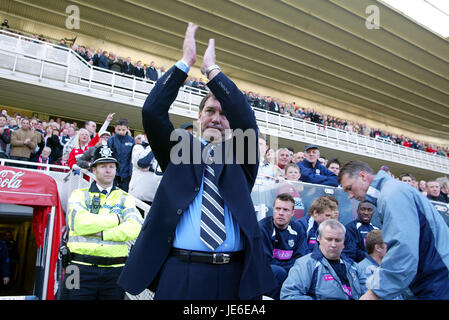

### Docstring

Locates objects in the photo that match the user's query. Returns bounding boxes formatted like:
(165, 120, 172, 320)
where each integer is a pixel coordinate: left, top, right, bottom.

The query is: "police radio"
(91, 196, 101, 214)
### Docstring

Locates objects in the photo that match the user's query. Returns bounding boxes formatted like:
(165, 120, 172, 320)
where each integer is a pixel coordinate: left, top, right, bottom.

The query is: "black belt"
(70, 253, 127, 266)
(170, 248, 244, 265)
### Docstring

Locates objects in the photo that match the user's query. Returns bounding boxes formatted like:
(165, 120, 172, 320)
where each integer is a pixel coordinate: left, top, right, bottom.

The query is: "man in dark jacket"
(259, 193, 308, 299)
(343, 201, 379, 262)
(107, 119, 135, 192)
(97, 51, 110, 70)
(145, 61, 158, 81)
(123, 57, 134, 75)
(118, 22, 276, 300)
(298, 145, 338, 187)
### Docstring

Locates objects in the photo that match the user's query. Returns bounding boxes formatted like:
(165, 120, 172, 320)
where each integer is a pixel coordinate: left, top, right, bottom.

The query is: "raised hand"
(201, 38, 220, 80)
(182, 22, 198, 68)
(200, 39, 216, 73)
(106, 113, 115, 122)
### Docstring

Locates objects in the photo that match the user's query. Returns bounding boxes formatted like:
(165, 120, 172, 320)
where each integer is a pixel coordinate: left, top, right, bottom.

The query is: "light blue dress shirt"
(173, 128, 244, 252)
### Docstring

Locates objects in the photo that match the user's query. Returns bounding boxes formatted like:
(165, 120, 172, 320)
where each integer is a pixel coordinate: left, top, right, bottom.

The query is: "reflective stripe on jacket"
(67, 182, 142, 266)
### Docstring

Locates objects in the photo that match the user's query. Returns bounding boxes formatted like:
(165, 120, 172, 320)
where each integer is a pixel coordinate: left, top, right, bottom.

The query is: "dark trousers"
(10, 156, 30, 168)
(154, 255, 243, 300)
(60, 264, 125, 300)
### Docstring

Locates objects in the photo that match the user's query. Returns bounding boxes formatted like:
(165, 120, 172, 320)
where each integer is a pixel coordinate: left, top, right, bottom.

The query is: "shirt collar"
(89, 181, 115, 195)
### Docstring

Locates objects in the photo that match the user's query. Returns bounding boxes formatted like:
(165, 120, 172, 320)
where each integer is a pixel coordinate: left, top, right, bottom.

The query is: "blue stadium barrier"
(252, 178, 382, 228)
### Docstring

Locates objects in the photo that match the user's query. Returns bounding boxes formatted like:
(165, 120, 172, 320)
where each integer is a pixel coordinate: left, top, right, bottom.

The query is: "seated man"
(259, 193, 308, 299)
(357, 230, 386, 277)
(298, 145, 338, 187)
(296, 196, 336, 253)
(281, 219, 367, 300)
(343, 201, 379, 262)
(357, 230, 404, 300)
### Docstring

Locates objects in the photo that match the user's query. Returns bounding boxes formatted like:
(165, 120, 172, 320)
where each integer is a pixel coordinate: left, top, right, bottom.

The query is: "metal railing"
(0, 29, 448, 174)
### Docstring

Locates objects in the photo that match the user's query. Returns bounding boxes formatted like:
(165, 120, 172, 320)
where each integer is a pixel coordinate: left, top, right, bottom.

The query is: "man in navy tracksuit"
(296, 196, 337, 254)
(259, 193, 308, 299)
(343, 201, 379, 262)
(107, 118, 135, 192)
(298, 145, 338, 187)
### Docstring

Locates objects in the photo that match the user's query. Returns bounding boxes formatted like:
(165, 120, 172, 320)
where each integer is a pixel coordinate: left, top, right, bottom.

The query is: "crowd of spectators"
(243, 91, 449, 158)
(1, 24, 447, 157)
(256, 134, 449, 205)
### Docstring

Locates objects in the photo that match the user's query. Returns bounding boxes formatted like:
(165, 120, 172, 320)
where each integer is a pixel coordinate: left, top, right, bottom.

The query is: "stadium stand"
(1, 5, 449, 302)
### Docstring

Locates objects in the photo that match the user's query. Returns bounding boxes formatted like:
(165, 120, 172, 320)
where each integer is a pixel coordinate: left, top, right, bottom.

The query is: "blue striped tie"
(200, 146, 226, 250)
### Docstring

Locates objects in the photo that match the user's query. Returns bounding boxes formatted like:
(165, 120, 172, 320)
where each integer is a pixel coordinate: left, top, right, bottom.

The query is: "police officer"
(61, 142, 142, 300)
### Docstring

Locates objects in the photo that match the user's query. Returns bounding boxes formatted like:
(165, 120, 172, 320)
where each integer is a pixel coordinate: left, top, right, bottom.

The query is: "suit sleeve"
(259, 221, 275, 264)
(142, 66, 188, 172)
(343, 223, 358, 261)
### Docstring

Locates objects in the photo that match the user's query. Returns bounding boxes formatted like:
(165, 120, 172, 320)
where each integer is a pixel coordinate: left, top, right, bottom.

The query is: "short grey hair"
(318, 219, 346, 237)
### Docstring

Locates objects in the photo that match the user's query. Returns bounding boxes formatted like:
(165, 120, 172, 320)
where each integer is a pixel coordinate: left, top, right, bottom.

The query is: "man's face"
(115, 125, 128, 136)
(419, 180, 427, 191)
(21, 119, 30, 130)
(273, 199, 294, 230)
(278, 150, 290, 166)
(305, 148, 319, 165)
(285, 167, 300, 181)
(377, 243, 388, 260)
(258, 138, 268, 161)
(295, 152, 304, 163)
(93, 162, 117, 187)
(318, 226, 345, 261)
(427, 181, 441, 197)
(0, 116, 6, 127)
(198, 97, 230, 143)
(100, 134, 110, 143)
(328, 163, 340, 175)
(312, 208, 333, 224)
(86, 121, 96, 135)
(340, 172, 370, 202)
(357, 203, 374, 224)
(401, 176, 412, 185)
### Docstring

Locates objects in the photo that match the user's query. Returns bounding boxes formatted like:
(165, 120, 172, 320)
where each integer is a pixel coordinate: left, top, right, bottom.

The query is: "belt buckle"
(213, 253, 230, 264)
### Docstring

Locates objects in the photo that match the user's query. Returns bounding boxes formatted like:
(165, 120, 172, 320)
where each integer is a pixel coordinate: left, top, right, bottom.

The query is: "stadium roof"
(1, 0, 449, 140)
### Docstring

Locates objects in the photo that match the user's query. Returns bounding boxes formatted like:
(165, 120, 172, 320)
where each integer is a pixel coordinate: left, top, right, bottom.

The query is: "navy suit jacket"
(118, 65, 276, 299)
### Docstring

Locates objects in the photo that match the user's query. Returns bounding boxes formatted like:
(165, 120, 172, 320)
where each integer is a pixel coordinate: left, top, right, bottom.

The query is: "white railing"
(0, 29, 448, 174)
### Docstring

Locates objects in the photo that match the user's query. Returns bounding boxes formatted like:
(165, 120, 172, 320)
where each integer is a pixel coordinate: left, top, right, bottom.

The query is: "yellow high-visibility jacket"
(66, 182, 143, 267)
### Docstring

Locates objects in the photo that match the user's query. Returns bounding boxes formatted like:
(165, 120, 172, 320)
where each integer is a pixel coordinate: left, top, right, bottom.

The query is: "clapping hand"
(200, 38, 217, 78)
(182, 22, 198, 68)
